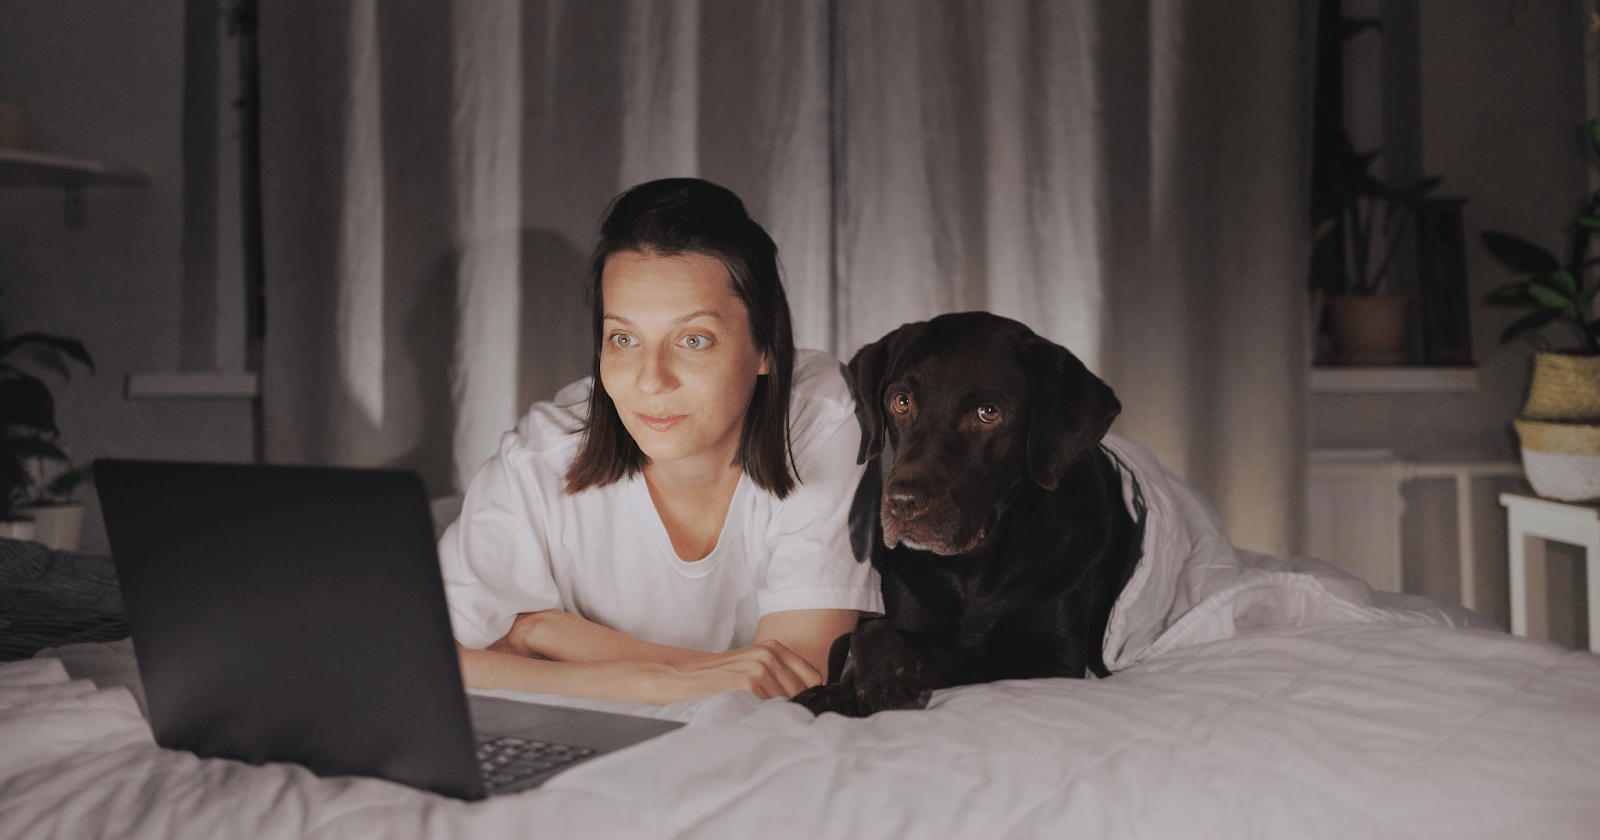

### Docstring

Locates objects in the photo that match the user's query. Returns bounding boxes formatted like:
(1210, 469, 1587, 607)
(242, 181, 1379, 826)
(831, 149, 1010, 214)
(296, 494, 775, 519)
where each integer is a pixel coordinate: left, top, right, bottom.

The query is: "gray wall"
(0, 0, 254, 553)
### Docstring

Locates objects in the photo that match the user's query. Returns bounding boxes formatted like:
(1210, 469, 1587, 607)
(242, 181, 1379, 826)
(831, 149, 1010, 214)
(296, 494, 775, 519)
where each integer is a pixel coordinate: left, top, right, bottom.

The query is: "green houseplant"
(0, 298, 94, 535)
(1481, 118, 1600, 502)
(1314, 129, 1442, 365)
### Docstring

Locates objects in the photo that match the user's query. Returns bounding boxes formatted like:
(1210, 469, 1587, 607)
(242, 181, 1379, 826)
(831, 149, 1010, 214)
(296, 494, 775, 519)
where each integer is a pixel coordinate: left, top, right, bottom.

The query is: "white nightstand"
(1499, 493, 1600, 652)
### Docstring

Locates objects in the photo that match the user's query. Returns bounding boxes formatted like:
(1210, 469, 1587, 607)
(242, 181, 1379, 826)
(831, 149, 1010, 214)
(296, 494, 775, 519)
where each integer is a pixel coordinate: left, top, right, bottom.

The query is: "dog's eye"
(891, 393, 912, 414)
(976, 405, 1000, 424)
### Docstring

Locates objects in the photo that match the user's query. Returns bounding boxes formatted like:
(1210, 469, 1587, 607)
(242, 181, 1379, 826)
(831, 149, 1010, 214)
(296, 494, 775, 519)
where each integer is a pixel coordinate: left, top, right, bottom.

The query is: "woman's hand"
(659, 639, 823, 702)
(752, 609, 860, 678)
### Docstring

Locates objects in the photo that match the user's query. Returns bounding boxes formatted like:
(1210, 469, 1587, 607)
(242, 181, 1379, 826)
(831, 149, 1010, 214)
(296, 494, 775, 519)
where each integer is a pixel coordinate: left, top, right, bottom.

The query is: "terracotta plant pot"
(1516, 352, 1600, 502)
(1325, 294, 1410, 366)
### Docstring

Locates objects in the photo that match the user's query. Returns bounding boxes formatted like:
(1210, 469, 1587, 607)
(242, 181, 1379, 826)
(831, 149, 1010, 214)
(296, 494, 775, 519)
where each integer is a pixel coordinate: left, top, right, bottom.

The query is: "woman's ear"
(758, 352, 770, 376)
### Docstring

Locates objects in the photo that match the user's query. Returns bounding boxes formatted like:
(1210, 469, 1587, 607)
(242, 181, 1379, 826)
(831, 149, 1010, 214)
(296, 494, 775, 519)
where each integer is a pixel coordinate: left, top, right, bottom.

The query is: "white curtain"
(259, 0, 1307, 556)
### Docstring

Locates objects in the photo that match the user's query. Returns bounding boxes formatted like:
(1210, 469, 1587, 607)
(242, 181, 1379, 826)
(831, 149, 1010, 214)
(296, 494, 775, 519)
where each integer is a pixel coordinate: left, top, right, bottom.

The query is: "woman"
(443, 179, 880, 705)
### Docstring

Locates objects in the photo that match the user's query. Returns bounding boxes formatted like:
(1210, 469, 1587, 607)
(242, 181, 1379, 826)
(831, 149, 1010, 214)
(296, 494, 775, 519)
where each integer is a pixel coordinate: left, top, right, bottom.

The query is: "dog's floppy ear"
(846, 332, 896, 463)
(1023, 337, 1121, 491)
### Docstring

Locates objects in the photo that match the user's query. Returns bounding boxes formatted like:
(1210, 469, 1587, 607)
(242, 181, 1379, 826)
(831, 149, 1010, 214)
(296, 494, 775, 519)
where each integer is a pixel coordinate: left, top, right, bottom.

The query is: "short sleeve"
(757, 356, 883, 617)
(438, 436, 566, 650)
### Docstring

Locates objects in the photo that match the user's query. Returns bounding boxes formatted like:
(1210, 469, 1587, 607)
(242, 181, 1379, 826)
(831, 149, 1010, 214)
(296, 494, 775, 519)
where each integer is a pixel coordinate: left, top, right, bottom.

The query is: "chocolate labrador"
(794, 312, 1136, 717)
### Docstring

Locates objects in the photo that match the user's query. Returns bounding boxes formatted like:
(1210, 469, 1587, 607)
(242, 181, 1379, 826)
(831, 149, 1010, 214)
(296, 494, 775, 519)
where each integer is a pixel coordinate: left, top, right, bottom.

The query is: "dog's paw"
(792, 682, 863, 717)
(855, 667, 932, 715)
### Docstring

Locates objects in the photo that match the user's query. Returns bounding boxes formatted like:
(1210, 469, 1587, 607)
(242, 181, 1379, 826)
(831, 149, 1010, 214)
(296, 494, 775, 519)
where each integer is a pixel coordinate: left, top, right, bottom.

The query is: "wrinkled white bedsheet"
(4, 623, 1599, 839)
(4, 435, 1597, 838)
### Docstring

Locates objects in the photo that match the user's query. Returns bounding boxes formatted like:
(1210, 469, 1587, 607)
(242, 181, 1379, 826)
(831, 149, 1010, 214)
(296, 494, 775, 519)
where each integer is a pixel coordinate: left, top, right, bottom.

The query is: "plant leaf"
(1481, 231, 1561, 274)
(1527, 278, 1573, 309)
(4, 437, 68, 462)
(1485, 281, 1537, 307)
(1579, 216, 1600, 231)
(1500, 307, 1564, 343)
(45, 464, 92, 499)
(0, 375, 57, 433)
(21, 346, 70, 380)
(1395, 176, 1443, 201)
(0, 333, 94, 375)
(1548, 269, 1579, 296)
(1356, 174, 1390, 197)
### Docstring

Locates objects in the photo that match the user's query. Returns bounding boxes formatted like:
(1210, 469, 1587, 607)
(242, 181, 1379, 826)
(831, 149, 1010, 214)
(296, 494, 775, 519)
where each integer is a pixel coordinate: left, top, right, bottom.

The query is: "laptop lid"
(95, 459, 487, 799)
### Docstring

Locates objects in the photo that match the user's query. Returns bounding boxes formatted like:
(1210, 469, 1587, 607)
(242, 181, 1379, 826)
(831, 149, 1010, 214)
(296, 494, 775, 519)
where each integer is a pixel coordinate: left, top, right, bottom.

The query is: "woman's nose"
(637, 344, 678, 395)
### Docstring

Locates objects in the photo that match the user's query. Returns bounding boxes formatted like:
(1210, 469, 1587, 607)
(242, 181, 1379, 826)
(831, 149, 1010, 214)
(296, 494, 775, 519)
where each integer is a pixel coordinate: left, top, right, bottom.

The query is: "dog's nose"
(886, 490, 926, 521)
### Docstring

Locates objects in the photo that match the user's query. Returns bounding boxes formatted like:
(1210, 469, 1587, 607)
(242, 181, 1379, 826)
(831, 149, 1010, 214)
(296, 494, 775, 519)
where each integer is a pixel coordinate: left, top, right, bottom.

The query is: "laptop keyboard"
(475, 733, 596, 792)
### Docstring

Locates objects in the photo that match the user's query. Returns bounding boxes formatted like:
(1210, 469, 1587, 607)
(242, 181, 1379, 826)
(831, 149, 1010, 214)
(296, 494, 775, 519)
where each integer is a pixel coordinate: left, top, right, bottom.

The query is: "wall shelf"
(0, 148, 146, 226)
(1310, 366, 1479, 394)
(126, 371, 258, 400)
(0, 148, 144, 187)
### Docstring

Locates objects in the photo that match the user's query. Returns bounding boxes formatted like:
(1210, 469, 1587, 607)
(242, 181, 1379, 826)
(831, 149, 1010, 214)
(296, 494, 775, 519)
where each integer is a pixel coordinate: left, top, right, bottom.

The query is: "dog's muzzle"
(880, 498, 990, 555)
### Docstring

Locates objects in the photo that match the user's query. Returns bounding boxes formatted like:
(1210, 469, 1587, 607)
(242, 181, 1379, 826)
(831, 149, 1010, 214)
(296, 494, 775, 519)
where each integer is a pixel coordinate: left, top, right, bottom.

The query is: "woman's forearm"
(463, 608, 842, 705)
(753, 609, 860, 677)
(458, 644, 676, 704)
(458, 641, 821, 705)
(490, 608, 712, 666)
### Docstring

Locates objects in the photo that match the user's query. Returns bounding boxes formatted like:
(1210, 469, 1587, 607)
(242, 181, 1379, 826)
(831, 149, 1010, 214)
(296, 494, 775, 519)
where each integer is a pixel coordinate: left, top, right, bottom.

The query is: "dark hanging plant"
(1481, 118, 1600, 355)
(0, 300, 94, 520)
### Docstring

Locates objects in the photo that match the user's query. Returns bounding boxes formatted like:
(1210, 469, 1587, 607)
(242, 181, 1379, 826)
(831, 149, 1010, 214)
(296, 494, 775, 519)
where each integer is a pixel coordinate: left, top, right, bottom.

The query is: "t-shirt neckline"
(631, 469, 748, 578)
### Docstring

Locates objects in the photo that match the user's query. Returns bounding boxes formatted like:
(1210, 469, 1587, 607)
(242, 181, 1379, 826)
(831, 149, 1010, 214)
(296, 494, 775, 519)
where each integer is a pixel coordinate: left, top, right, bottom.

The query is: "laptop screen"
(95, 459, 485, 799)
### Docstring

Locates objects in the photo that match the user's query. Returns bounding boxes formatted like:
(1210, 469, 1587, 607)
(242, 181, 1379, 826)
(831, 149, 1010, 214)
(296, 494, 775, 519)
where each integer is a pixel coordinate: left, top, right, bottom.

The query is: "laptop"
(93, 459, 683, 800)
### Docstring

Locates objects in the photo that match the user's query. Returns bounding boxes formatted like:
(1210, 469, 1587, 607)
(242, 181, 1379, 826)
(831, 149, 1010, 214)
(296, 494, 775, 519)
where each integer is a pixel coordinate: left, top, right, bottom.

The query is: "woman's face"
(598, 250, 768, 473)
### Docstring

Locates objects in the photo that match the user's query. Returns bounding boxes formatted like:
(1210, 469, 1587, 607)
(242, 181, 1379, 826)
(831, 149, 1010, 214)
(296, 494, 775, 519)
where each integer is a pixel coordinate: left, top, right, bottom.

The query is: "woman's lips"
(638, 413, 686, 432)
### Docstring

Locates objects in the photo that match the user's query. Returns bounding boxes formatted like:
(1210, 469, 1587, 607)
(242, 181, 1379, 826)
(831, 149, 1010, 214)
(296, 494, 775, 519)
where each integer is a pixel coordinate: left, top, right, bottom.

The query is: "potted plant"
(1314, 130, 1442, 365)
(1481, 118, 1600, 502)
(0, 296, 94, 546)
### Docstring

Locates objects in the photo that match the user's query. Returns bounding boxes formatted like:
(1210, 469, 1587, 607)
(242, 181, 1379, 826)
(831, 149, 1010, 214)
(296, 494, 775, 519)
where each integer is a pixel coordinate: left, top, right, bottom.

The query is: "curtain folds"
(259, 0, 1307, 555)
(448, 0, 523, 494)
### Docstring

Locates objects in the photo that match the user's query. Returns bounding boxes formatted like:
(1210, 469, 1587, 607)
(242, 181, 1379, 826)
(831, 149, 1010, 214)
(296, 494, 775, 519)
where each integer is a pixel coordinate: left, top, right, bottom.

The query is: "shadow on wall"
(391, 249, 459, 499)
(382, 230, 590, 500)
(520, 229, 592, 410)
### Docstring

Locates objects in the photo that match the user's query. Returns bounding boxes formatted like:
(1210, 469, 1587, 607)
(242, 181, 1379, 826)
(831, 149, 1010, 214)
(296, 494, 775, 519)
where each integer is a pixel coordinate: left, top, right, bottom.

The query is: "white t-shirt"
(441, 349, 883, 652)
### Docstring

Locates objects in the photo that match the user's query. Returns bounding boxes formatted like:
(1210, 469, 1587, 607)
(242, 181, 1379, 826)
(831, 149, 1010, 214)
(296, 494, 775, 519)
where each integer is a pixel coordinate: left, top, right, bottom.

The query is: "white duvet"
(3, 436, 1598, 839)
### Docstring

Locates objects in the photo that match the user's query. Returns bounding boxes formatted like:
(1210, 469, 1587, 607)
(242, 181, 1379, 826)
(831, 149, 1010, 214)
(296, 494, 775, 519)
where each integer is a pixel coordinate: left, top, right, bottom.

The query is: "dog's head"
(848, 312, 1120, 555)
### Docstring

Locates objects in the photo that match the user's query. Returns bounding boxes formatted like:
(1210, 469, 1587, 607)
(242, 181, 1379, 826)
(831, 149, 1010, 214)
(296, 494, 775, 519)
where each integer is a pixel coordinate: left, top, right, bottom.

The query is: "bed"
(3, 441, 1599, 839)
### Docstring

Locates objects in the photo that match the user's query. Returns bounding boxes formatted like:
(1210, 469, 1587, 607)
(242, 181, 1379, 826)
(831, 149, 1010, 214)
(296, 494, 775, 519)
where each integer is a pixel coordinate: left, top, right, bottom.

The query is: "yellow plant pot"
(1515, 418, 1600, 502)
(1521, 351, 1600, 422)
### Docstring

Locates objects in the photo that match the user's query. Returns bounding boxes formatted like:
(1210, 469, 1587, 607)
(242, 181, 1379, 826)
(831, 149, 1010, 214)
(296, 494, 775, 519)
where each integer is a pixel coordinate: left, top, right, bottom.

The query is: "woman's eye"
(679, 334, 712, 350)
(609, 333, 634, 349)
(977, 405, 1000, 424)
(891, 394, 911, 414)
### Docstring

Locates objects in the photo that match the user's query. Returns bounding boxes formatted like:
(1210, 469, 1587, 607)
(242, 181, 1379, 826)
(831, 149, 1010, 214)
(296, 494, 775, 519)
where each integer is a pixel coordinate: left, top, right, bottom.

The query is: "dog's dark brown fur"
(794, 312, 1134, 717)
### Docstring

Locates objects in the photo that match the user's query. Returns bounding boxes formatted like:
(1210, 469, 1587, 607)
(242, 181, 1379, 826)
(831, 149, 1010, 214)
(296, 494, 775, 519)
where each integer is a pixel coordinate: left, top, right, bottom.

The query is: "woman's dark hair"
(563, 178, 798, 498)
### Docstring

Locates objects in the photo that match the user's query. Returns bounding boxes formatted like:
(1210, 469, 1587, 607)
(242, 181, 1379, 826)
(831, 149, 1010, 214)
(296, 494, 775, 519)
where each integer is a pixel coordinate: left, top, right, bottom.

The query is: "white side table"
(1499, 493, 1600, 652)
